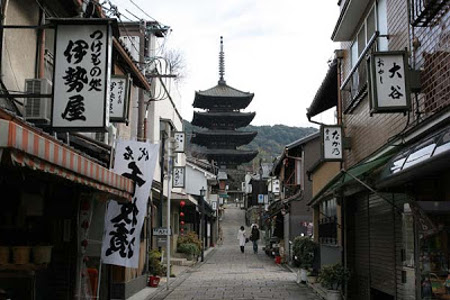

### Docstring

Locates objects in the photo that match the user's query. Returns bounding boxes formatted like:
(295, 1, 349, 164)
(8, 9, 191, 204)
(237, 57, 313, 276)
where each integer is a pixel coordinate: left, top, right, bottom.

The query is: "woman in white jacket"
(237, 226, 246, 253)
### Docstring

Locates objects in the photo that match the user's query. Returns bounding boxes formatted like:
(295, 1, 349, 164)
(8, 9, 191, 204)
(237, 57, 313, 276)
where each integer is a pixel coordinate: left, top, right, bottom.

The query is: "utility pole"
(165, 137, 175, 290)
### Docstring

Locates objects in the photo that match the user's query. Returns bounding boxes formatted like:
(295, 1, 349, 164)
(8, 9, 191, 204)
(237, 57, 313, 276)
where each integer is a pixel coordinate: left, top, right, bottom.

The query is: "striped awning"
(0, 118, 134, 201)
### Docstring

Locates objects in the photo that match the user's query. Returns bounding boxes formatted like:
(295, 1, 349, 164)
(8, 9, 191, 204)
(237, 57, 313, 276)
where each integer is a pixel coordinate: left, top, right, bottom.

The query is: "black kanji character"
(61, 95, 86, 121)
(63, 66, 88, 92)
(377, 58, 384, 68)
(332, 148, 341, 155)
(91, 52, 102, 66)
(331, 130, 340, 140)
(127, 237, 136, 258)
(388, 85, 404, 99)
(90, 30, 104, 41)
(105, 222, 129, 258)
(91, 39, 103, 53)
(389, 62, 402, 78)
(110, 197, 139, 226)
(63, 40, 88, 64)
(90, 66, 102, 77)
(138, 147, 149, 161)
(88, 78, 102, 91)
(123, 146, 134, 160)
(122, 161, 146, 196)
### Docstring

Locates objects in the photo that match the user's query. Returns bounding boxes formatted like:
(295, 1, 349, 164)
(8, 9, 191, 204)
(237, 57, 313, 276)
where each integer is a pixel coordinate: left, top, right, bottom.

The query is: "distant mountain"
(182, 120, 318, 164)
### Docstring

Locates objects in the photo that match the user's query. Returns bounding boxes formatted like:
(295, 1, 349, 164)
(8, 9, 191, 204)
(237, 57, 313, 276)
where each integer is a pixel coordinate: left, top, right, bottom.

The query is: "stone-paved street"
(151, 204, 321, 300)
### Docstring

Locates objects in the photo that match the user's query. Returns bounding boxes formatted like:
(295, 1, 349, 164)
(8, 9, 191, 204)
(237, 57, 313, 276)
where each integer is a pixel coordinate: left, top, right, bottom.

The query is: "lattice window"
(410, 0, 450, 27)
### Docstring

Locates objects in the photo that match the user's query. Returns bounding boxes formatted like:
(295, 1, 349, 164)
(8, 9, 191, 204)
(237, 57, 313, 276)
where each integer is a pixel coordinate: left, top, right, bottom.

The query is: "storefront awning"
(0, 117, 134, 202)
(308, 147, 400, 207)
(171, 192, 198, 206)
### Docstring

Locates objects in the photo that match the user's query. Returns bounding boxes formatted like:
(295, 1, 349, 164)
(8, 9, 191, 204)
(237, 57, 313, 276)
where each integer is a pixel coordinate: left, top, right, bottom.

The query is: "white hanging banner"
(52, 19, 112, 131)
(101, 140, 159, 268)
(172, 166, 185, 188)
(173, 132, 186, 153)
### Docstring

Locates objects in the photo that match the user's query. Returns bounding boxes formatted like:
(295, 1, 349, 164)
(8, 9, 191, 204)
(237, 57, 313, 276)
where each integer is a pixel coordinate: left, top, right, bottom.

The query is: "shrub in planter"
(292, 236, 317, 270)
(177, 231, 202, 251)
(177, 243, 200, 259)
(148, 250, 165, 276)
(318, 263, 350, 291)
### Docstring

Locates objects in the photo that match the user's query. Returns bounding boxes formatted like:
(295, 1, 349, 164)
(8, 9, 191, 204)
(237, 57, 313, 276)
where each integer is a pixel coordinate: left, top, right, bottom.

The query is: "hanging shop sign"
(321, 125, 343, 161)
(109, 75, 131, 123)
(172, 166, 186, 188)
(101, 140, 159, 268)
(52, 19, 113, 131)
(173, 131, 186, 153)
(368, 51, 411, 114)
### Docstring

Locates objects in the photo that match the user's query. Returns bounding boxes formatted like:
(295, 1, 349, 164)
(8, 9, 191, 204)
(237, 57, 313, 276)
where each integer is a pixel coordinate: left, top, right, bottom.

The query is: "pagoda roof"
(193, 148, 258, 165)
(191, 130, 257, 147)
(192, 111, 255, 129)
(193, 83, 254, 110)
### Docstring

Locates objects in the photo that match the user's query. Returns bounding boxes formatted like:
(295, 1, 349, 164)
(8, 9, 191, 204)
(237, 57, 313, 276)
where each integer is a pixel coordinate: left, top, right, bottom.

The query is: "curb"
(283, 263, 326, 300)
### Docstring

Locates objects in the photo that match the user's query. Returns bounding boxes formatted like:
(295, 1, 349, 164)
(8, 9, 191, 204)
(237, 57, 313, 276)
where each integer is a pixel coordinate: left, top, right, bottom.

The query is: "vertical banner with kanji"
(369, 51, 411, 113)
(101, 140, 158, 268)
(322, 125, 343, 161)
(52, 19, 112, 131)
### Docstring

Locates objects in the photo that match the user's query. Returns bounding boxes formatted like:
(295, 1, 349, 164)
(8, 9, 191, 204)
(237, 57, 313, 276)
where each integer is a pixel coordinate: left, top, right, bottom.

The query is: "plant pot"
(326, 289, 341, 300)
(12, 246, 31, 264)
(307, 275, 317, 284)
(299, 268, 308, 283)
(32, 246, 53, 264)
(148, 275, 160, 287)
(0, 247, 9, 264)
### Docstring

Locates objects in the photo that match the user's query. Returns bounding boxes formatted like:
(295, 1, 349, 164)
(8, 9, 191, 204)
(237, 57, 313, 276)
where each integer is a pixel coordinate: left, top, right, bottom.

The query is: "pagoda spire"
(219, 36, 226, 85)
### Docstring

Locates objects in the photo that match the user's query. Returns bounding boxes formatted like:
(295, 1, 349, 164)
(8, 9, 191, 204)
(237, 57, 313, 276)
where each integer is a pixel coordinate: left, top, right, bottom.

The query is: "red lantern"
(180, 228, 184, 233)
(180, 201, 186, 208)
(180, 212, 185, 217)
(180, 221, 185, 225)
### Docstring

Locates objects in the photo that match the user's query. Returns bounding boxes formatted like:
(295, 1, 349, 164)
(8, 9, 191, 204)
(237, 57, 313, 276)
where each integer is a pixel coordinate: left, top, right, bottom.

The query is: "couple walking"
(237, 224, 260, 254)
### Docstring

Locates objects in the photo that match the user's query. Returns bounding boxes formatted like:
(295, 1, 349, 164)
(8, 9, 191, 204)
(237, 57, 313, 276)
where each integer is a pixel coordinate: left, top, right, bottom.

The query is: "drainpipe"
(137, 20, 147, 141)
(37, 8, 45, 79)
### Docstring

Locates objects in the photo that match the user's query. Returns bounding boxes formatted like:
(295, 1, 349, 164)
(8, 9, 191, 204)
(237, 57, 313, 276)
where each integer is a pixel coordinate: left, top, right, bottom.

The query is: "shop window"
(319, 198, 338, 245)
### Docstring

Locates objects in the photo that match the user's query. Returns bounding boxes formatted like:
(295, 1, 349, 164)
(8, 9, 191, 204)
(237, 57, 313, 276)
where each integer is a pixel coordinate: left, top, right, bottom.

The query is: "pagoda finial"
(219, 36, 226, 85)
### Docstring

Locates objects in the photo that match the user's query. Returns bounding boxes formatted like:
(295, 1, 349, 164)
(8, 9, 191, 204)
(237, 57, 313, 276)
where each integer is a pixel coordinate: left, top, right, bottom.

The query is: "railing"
(410, 0, 449, 27)
(341, 32, 380, 113)
(319, 216, 338, 245)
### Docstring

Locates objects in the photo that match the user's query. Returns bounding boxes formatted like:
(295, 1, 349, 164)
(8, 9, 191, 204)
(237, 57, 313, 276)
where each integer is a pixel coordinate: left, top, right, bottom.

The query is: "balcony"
(341, 32, 379, 113)
(410, 0, 449, 27)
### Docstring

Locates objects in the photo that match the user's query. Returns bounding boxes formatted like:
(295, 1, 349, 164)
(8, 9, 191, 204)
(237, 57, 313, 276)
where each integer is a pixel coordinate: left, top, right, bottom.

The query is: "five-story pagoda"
(191, 37, 258, 168)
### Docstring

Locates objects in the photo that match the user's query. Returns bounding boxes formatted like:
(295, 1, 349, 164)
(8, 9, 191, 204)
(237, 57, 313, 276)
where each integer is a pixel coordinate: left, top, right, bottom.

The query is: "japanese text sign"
(173, 132, 186, 153)
(52, 20, 112, 131)
(369, 51, 411, 113)
(172, 166, 185, 188)
(110, 75, 131, 122)
(101, 140, 158, 268)
(322, 125, 343, 161)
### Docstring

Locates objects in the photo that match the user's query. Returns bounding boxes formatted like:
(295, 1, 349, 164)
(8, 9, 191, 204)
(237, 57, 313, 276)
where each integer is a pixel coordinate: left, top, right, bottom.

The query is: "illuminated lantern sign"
(52, 19, 113, 131)
(321, 125, 343, 161)
(368, 51, 411, 114)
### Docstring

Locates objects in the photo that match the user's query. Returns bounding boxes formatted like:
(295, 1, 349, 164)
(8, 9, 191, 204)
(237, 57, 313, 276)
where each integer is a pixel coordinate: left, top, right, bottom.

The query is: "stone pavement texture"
(140, 204, 321, 300)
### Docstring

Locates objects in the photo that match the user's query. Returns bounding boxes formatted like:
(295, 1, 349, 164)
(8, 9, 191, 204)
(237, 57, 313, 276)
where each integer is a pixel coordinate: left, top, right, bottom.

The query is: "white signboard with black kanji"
(173, 132, 186, 153)
(172, 166, 185, 188)
(369, 51, 411, 113)
(109, 75, 130, 122)
(52, 20, 112, 131)
(101, 140, 159, 268)
(322, 125, 343, 161)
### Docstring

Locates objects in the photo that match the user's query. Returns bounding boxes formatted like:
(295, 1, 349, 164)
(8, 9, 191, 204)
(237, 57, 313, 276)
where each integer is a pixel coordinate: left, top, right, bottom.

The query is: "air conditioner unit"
(24, 79, 52, 125)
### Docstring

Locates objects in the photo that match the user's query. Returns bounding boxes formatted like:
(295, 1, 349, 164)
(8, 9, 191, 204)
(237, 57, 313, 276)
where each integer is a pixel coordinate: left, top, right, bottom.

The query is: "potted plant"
(148, 250, 165, 287)
(292, 236, 317, 283)
(318, 263, 350, 300)
(177, 243, 200, 260)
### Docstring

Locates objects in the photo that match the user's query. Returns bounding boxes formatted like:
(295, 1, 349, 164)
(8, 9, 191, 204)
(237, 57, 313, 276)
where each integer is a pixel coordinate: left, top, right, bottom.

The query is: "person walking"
(250, 224, 260, 254)
(237, 226, 246, 253)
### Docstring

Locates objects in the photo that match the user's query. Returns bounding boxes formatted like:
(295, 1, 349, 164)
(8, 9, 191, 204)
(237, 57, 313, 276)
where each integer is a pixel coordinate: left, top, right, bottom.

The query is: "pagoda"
(191, 37, 258, 168)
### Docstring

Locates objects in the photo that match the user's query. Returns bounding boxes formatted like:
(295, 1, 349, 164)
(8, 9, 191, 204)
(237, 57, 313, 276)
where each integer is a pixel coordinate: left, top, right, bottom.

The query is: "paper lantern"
(180, 221, 185, 225)
(180, 212, 185, 217)
(180, 201, 186, 207)
(180, 228, 184, 233)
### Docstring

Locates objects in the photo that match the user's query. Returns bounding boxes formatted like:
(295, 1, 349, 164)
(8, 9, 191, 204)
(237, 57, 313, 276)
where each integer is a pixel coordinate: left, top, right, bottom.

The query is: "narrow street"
(151, 205, 320, 300)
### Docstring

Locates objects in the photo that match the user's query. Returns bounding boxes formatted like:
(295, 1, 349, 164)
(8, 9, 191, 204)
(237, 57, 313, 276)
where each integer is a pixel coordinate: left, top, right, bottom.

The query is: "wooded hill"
(183, 120, 318, 165)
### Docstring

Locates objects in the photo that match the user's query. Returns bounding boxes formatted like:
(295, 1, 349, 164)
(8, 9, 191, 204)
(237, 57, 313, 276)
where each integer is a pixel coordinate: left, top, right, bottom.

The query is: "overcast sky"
(111, 0, 339, 127)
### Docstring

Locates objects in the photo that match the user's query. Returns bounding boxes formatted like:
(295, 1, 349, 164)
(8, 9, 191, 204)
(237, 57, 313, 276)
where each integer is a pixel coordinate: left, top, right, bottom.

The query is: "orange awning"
(0, 116, 133, 202)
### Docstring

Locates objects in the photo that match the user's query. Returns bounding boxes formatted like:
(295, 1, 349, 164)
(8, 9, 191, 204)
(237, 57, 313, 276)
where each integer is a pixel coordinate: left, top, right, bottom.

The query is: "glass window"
(403, 139, 436, 169)
(351, 42, 359, 68)
(357, 26, 366, 57)
(434, 130, 450, 156)
(367, 8, 376, 41)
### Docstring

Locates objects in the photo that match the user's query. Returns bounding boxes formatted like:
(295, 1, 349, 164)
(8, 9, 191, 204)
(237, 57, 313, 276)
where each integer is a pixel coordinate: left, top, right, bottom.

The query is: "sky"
(110, 0, 340, 127)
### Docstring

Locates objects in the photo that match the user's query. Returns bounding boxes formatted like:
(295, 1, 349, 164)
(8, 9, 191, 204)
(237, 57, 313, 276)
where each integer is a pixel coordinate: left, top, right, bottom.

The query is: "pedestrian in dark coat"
(249, 224, 260, 254)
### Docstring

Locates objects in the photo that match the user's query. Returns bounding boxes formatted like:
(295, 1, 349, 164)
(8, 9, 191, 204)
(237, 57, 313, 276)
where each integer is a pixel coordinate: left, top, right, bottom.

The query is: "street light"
(200, 186, 206, 262)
